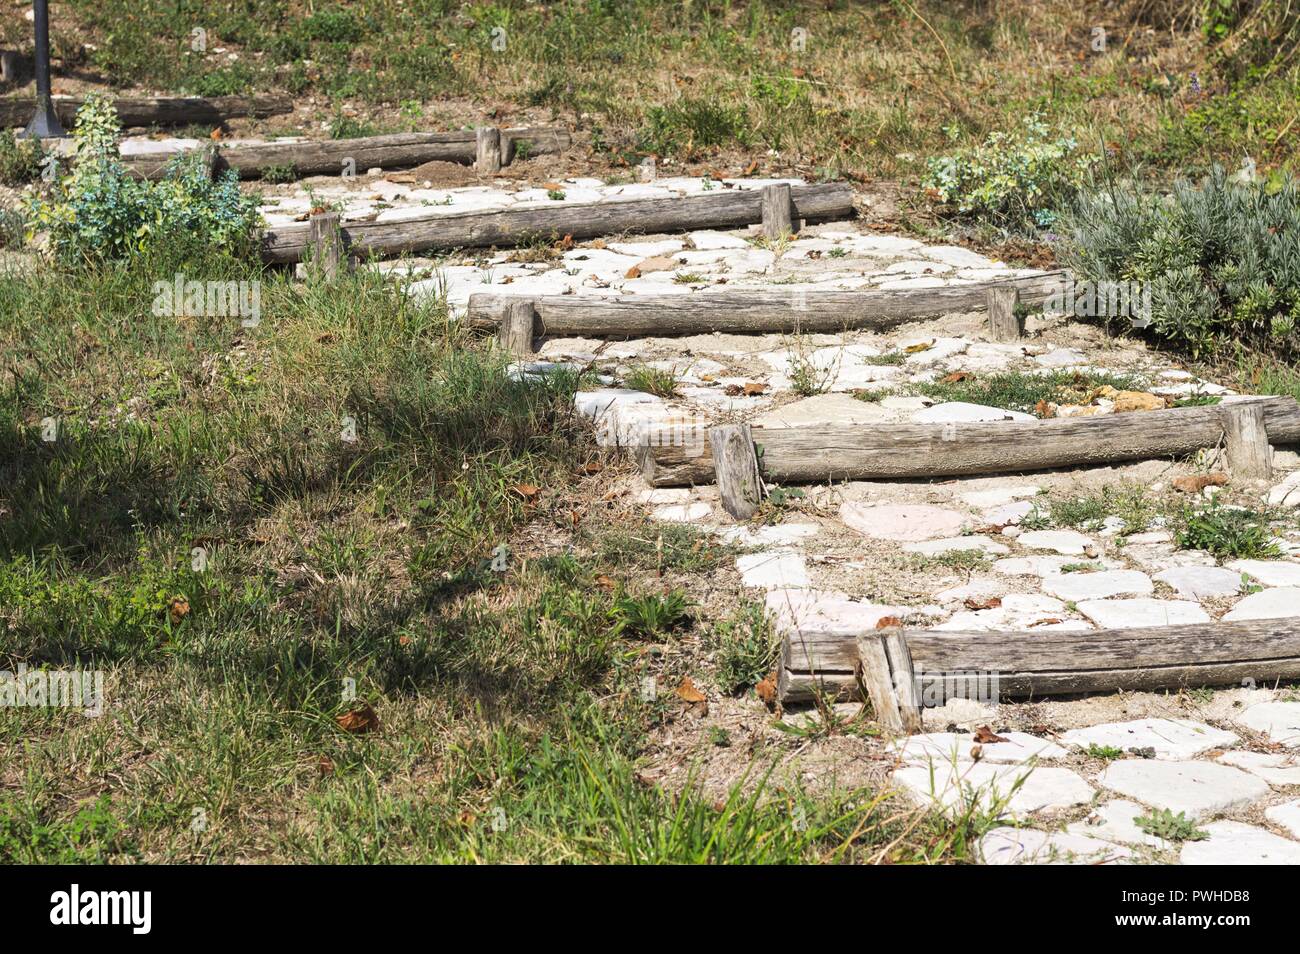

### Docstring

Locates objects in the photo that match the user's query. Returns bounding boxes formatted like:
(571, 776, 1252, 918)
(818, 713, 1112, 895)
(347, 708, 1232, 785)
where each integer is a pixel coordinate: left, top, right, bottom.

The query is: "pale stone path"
(250, 170, 1300, 865)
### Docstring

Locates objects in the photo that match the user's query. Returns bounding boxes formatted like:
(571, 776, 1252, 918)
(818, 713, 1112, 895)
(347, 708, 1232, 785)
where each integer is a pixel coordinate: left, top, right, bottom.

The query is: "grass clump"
(622, 365, 678, 398)
(1176, 502, 1281, 558)
(0, 129, 45, 186)
(914, 370, 1145, 416)
(1134, 808, 1209, 843)
(710, 601, 778, 695)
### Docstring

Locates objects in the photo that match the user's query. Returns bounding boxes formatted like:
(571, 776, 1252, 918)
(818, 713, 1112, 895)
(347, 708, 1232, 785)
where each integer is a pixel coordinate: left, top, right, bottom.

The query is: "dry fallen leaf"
(904, 340, 934, 354)
(317, 755, 335, 777)
(964, 596, 1002, 611)
(337, 703, 380, 734)
(594, 574, 617, 592)
(574, 461, 603, 476)
(755, 671, 779, 707)
(167, 597, 190, 625)
(875, 616, 904, 629)
(973, 725, 1010, 744)
(675, 677, 706, 703)
(940, 371, 972, 384)
(624, 265, 641, 279)
(1173, 473, 1228, 493)
(1034, 399, 1056, 419)
(743, 382, 768, 396)
(512, 483, 540, 502)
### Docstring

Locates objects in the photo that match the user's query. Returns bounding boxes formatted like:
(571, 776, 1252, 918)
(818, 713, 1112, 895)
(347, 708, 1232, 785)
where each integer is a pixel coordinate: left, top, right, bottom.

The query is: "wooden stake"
(708, 424, 764, 520)
(499, 300, 536, 356)
(761, 183, 793, 240)
(307, 211, 343, 282)
(986, 285, 1020, 342)
(1222, 402, 1272, 481)
(881, 628, 923, 733)
(475, 126, 502, 175)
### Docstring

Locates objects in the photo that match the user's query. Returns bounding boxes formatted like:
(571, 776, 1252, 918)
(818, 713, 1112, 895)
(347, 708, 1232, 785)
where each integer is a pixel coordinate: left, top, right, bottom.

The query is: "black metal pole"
(21, 0, 66, 138)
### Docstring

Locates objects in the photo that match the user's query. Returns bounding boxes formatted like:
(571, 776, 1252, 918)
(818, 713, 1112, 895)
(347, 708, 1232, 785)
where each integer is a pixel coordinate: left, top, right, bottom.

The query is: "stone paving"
(242, 167, 1300, 864)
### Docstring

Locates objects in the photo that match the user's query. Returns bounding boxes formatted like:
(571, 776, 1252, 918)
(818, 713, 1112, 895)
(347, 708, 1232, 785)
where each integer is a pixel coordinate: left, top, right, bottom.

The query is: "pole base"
(20, 95, 66, 139)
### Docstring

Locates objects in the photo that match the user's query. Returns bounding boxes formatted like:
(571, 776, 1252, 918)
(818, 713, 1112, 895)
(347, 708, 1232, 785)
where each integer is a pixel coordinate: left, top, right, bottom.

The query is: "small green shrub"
(612, 590, 691, 638)
(1060, 167, 1300, 358)
(923, 115, 1096, 230)
(1134, 808, 1209, 842)
(23, 96, 261, 265)
(1176, 502, 1281, 558)
(710, 601, 778, 695)
(0, 129, 44, 186)
(642, 98, 750, 156)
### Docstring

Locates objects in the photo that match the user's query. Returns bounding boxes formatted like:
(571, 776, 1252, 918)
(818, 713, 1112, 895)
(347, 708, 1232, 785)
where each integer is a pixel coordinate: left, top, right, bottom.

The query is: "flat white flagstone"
(995, 555, 1102, 576)
(1153, 566, 1243, 599)
(1264, 800, 1300, 840)
(903, 535, 1010, 557)
(922, 245, 998, 269)
(958, 486, 1042, 508)
(892, 761, 1093, 818)
(1061, 719, 1237, 760)
(913, 402, 1036, 424)
(1268, 471, 1300, 507)
(1235, 701, 1300, 747)
(1217, 751, 1300, 786)
(1181, 821, 1300, 865)
(1017, 530, 1096, 555)
(839, 502, 968, 542)
(1041, 570, 1153, 602)
(1077, 598, 1211, 629)
(934, 579, 1006, 604)
(652, 503, 712, 523)
(1227, 560, 1300, 587)
(1096, 760, 1270, 819)
(900, 337, 969, 365)
(608, 238, 685, 256)
(979, 828, 1132, 865)
(892, 731, 1068, 765)
(735, 551, 808, 589)
(752, 393, 891, 428)
(764, 588, 909, 637)
(1066, 800, 1171, 849)
(982, 500, 1036, 526)
(716, 523, 820, 547)
(637, 488, 692, 505)
(1034, 348, 1088, 367)
(1222, 587, 1300, 621)
(879, 395, 934, 412)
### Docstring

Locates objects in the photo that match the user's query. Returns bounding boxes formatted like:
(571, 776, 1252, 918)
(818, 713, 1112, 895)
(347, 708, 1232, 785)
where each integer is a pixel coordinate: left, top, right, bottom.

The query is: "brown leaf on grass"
(755, 671, 779, 707)
(512, 483, 540, 502)
(940, 371, 972, 384)
(167, 597, 190, 625)
(555, 233, 575, 251)
(1173, 473, 1228, 493)
(210, 127, 223, 140)
(574, 461, 603, 476)
(1034, 399, 1056, 419)
(317, 756, 335, 777)
(963, 596, 1002, 611)
(675, 677, 706, 703)
(875, 616, 903, 629)
(337, 703, 380, 734)
(594, 574, 617, 592)
(742, 159, 759, 176)
(973, 725, 1010, 744)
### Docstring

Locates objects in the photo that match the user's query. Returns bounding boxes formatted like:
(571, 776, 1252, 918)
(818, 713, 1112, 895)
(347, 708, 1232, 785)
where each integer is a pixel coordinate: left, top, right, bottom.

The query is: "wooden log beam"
(464, 272, 1069, 334)
(638, 396, 1300, 487)
(123, 127, 573, 180)
(709, 424, 764, 520)
(1, 94, 292, 129)
(780, 618, 1300, 705)
(262, 182, 855, 264)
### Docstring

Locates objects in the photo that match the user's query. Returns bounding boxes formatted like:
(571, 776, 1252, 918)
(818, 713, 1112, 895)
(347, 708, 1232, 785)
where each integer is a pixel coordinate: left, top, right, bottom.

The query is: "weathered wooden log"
(123, 127, 572, 180)
(761, 183, 793, 240)
(781, 618, 1300, 705)
(987, 285, 1020, 341)
(1222, 403, 1271, 481)
(464, 272, 1069, 334)
(499, 300, 537, 356)
(307, 212, 344, 283)
(476, 126, 502, 174)
(0, 94, 292, 129)
(262, 182, 855, 263)
(709, 424, 764, 520)
(638, 396, 1300, 487)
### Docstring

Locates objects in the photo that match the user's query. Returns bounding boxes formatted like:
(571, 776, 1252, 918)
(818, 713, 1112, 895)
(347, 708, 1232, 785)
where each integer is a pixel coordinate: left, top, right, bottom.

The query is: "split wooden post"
(498, 300, 537, 357)
(761, 183, 794, 240)
(856, 627, 921, 734)
(708, 424, 764, 520)
(1222, 402, 1272, 481)
(986, 285, 1021, 342)
(306, 211, 343, 282)
(475, 126, 502, 175)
